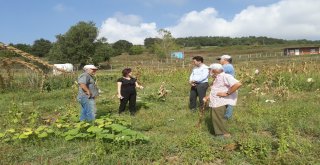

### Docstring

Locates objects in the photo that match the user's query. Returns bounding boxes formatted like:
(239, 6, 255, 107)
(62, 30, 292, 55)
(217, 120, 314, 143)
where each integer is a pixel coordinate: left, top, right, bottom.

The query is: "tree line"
(2, 21, 320, 66)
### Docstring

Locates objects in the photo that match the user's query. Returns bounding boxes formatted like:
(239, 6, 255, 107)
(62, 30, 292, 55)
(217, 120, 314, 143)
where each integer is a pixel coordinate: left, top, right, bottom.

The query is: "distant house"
(284, 47, 320, 56)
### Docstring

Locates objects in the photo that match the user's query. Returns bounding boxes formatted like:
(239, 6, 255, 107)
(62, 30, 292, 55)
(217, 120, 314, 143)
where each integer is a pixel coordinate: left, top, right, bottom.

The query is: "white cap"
(83, 64, 98, 70)
(216, 55, 231, 60)
(209, 63, 223, 70)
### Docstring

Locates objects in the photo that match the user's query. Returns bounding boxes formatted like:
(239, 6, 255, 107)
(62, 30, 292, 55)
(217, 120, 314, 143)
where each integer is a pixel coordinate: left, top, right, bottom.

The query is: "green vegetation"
(0, 53, 319, 164)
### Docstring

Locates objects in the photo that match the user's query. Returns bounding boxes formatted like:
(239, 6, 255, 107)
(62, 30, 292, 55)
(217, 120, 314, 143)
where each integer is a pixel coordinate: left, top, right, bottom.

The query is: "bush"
(129, 45, 144, 55)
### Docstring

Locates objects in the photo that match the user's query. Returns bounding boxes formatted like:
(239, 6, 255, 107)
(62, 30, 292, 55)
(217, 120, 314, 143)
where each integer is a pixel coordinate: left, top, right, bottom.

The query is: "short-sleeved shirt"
(223, 63, 235, 77)
(209, 72, 239, 108)
(189, 64, 209, 83)
(117, 77, 136, 92)
(77, 72, 99, 98)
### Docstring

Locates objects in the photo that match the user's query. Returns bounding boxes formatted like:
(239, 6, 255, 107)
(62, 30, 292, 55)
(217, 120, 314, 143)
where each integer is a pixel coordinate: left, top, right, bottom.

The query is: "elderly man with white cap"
(217, 54, 235, 120)
(204, 63, 241, 138)
(77, 64, 99, 121)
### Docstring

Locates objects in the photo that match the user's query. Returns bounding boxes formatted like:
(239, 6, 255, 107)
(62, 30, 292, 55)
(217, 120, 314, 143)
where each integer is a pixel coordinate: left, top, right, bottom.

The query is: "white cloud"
(98, 0, 320, 45)
(169, 0, 320, 40)
(97, 15, 158, 45)
(113, 12, 143, 26)
(53, 4, 72, 13)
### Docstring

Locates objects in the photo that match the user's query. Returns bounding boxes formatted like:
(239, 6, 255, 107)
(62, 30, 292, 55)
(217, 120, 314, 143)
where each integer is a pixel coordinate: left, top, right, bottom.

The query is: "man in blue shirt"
(217, 55, 235, 119)
(78, 64, 99, 121)
(189, 56, 209, 112)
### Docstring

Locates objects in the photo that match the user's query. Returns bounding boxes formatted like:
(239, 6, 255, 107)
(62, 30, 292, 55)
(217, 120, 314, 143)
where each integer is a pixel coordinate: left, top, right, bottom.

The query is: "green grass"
(1, 52, 320, 164)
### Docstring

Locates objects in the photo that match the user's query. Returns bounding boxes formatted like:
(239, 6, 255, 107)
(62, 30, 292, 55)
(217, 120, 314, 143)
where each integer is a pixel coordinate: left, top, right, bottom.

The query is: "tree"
(32, 39, 52, 57)
(129, 45, 144, 55)
(48, 21, 98, 65)
(153, 29, 179, 59)
(92, 38, 114, 64)
(112, 40, 133, 55)
(144, 38, 161, 49)
(10, 43, 32, 54)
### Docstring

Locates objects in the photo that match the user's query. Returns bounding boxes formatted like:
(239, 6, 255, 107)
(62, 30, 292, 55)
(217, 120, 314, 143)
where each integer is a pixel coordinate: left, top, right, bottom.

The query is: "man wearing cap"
(217, 55, 235, 119)
(77, 64, 99, 121)
(189, 56, 209, 112)
(204, 63, 242, 138)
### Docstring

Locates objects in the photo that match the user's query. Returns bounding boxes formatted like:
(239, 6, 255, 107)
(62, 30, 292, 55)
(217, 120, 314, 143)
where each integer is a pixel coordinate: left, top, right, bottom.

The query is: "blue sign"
(171, 52, 184, 59)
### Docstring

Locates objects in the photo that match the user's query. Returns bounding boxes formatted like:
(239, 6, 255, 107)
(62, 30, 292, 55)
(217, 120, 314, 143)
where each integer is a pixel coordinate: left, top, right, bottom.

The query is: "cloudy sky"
(1, 0, 319, 45)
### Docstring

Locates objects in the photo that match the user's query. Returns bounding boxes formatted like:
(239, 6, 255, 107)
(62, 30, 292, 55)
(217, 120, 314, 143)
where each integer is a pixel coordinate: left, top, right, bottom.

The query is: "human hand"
(216, 92, 228, 97)
(138, 85, 144, 89)
(190, 81, 196, 86)
(117, 94, 124, 99)
(86, 91, 92, 98)
(203, 96, 209, 102)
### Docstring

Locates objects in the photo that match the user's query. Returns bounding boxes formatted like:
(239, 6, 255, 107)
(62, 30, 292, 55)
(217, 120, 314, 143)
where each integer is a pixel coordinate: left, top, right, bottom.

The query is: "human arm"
(80, 83, 91, 97)
(135, 82, 144, 89)
(189, 72, 196, 86)
(217, 82, 242, 97)
(117, 82, 123, 99)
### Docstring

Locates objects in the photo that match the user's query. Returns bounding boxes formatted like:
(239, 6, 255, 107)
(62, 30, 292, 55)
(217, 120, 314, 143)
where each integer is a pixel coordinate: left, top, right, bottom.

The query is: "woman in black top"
(117, 68, 143, 115)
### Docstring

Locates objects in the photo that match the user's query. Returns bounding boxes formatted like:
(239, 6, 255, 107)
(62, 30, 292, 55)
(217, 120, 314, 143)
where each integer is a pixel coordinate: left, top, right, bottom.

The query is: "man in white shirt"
(189, 56, 209, 112)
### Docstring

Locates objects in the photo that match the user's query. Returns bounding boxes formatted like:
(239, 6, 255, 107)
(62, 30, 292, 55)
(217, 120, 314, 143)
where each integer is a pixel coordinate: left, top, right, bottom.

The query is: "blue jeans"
(78, 96, 96, 121)
(224, 104, 233, 119)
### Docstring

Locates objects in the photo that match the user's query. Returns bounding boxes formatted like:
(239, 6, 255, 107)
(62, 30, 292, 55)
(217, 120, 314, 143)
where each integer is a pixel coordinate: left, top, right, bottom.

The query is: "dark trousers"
(119, 91, 137, 115)
(189, 82, 209, 110)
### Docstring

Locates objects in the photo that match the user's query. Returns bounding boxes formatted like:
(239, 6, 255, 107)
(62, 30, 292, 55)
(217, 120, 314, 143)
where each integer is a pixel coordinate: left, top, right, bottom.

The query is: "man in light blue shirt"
(189, 56, 209, 112)
(217, 55, 235, 119)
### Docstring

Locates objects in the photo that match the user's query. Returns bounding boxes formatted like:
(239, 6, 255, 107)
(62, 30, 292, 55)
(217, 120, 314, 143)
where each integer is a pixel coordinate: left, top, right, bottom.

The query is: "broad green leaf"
(109, 124, 127, 132)
(46, 129, 54, 134)
(71, 116, 79, 122)
(75, 122, 90, 128)
(56, 123, 63, 128)
(24, 128, 32, 132)
(22, 130, 33, 136)
(62, 124, 71, 128)
(96, 133, 114, 140)
(75, 133, 89, 138)
(6, 129, 15, 133)
(87, 126, 103, 133)
(35, 126, 46, 134)
(122, 129, 137, 136)
(18, 134, 29, 139)
(38, 132, 48, 138)
(64, 128, 79, 136)
(0, 133, 5, 138)
(65, 135, 75, 141)
(95, 119, 105, 125)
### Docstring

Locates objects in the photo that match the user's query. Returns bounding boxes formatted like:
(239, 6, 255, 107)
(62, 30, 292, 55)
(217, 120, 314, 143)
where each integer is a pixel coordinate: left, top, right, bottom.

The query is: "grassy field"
(0, 49, 320, 164)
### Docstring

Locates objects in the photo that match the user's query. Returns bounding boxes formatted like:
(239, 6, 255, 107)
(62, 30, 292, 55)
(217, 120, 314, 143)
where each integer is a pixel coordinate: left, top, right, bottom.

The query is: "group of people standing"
(77, 66, 143, 121)
(189, 55, 242, 138)
(76, 54, 241, 138)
